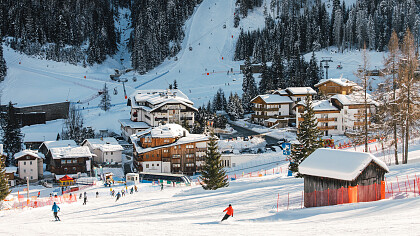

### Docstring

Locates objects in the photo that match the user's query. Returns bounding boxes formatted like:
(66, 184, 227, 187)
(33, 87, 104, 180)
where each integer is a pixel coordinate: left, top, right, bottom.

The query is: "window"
(164, 139, 169, 143)
(297, 98, 301, 102)
(30, 161, 32, 165)
(24, 162, 26, 165)
(172, 164, 180, 168)
(146, 164, 149, 168)
(157, 164, 159, 166)
(172, 154, 180, 158)
(146, 155, 149, 159)
(30, 176, 33, 180)
(30, 169, 33, 172)
(64, 168, 68, 172)
(24, 169, 26, 173)
(73, 167, 76, 171)
(156, 154, 159, 158)
(163, 149, 169, 153)
(232, 163, 236, 167)
(61, 160, 66, 164)
(186, 145, 194, 149)
(67, 160, 72, 164)
(186, 154, 194, 158)
(111, 159, 113, 162)
(152, 164, 154, 167)
(73, 160, 77, 163)
(111, 152, 113, 155)
(174, 146, 177, 149)
(185, 163, 194, 167)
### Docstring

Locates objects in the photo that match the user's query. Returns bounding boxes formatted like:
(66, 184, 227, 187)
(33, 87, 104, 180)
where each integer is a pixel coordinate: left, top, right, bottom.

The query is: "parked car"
(222, 150, 232, 154)
(240, 148, 252, 153)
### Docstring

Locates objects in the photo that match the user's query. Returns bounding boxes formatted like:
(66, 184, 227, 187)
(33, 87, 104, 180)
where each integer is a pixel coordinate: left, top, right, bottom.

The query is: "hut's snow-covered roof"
(299, 148, 389, 181)
(14, 149, 44, 160)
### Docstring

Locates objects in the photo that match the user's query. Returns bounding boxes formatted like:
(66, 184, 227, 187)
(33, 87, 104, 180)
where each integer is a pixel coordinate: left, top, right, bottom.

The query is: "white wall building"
(296, 91, 377, 136)
(14, 150, 44, 181)
(81, 138, 124, 164)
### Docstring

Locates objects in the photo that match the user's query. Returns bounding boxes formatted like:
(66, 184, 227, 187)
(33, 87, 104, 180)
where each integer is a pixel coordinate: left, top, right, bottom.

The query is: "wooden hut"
(299, 148, 389, 208)
(59, 175, 74, 186)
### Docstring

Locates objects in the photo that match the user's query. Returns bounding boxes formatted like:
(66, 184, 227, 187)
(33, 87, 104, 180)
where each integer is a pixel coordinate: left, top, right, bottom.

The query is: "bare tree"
(381, 31, 401, 164)
(399, 28, 419, 164)
(354, 43, 371, 152)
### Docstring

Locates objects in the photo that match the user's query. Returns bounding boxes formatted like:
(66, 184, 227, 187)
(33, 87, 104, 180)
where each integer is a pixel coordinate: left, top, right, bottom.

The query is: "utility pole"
(321, 57, 333, 80)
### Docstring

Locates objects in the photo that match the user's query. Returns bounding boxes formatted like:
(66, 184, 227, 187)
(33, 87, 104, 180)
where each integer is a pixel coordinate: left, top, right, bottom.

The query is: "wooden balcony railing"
(318, 118, 336, 122)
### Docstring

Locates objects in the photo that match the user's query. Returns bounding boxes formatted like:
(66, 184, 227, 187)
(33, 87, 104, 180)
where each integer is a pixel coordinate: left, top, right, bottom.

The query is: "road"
(221, 122, 281, 145)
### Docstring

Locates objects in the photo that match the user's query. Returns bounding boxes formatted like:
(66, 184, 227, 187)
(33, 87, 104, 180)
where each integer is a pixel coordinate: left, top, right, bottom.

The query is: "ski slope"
(1, 153, 419, 235)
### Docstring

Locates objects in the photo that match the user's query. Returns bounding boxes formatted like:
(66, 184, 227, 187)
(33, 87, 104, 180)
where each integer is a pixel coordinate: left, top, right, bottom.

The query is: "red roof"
(59, 175, 74, 181)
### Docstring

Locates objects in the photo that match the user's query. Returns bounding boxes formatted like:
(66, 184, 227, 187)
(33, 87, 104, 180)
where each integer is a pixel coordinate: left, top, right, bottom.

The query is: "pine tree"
(0, 36, 7, 82)
(242, 57, 258, 113)
(99, 83, 111, 111)
(200, 133, 228, 190)
(0, 102, 23, 166)
(173, 80, 178, 89)
(289, 94, 322, 175)
(0, 154, 11, 202)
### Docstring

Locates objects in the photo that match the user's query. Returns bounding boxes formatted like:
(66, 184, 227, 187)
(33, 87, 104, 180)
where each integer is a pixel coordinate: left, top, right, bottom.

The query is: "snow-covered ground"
(1, 146, 419, 235)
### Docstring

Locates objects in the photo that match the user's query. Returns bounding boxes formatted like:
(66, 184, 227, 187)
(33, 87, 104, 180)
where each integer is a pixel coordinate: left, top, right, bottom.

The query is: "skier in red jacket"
(221, 204, 234, 221)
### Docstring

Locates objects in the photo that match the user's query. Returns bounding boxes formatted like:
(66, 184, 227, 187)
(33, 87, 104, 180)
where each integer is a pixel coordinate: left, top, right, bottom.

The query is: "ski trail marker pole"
(277, 193, 279, 212)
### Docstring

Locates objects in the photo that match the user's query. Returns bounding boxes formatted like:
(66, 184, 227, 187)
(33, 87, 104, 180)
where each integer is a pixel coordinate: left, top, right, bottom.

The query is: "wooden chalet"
(131, 124, 208, 175)
(314, 78, 358, 96)
(299, 148, 389, 208)
(48, 146, 94, 175)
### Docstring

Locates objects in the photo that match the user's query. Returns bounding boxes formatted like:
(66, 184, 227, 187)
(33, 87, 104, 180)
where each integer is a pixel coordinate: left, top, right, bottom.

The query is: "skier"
(130, 187, 134, 194)
(79, 193, 82, 199)
(221, 204, 234, 222)
(83, 195, 87, 205)
(161, 183, 164, 191)
(121, 190, 125, 197)
(96, 191, 99, 198)
(37, 191, 40, 198)
(115, 192, 121, 202)
(52, 202, 60, 221)
(112, 190, 115, 197)
(134, 185, 138, 192)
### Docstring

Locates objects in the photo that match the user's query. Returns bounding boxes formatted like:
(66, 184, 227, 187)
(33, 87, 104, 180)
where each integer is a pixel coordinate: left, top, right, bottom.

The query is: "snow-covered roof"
(82, 138, 124, 152)
(331, 92, 378, 106)
(23, 132, 58, 143)
(49, 146, 93, 159)
(41, 140, 78, 150)
(82, 138, 118, 148)
(98, 144, 124, 152)
(314, 78, 357, 88)
(299, 148, 389, 181)
(5, 167, 17, 173)
(118, 119, 150, 129)
(129, 89, 196, 111)
(131, 124, 209, 154)
(251, 94, 293, 104)
(296, 100, 339, 111)
(14, 149, 43, 160)
(285, 87, 317, 95)
(149, 98, 198, 112)
(265, 118, 278, 123)
(275, 89, 289, 96)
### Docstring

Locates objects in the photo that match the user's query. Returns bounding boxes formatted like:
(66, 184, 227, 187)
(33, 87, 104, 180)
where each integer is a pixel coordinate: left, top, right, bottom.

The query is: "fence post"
(405, 181, 408, 196)
(341, 186, 343, 204)
(277, 193, 279, 212)
(375, 183, 377, 200)
(407, 175, 411, 191)
(397, 176, 401, 192)
(391, 182, 394, 195)
(301, 191, 303, 209)
(314, 190, 316, 207)
(287, 192, 289, 210)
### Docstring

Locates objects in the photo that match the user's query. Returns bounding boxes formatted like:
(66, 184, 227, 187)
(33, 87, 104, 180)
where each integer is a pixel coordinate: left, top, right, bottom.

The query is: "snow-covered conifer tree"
(99, 83, 111, 111)
(200, 133, 228, 190)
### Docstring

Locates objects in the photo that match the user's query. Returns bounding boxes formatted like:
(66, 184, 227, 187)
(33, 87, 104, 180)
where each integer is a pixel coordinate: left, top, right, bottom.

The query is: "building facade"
(251, 87, 317, 127)
(131, 124, 208, 175)
(314, 78, 358, 96)
(82, 138, 124, 164)
(48, 146, 93, 175)
(14, 150, 44, 181)
(295, 92, 377, 136)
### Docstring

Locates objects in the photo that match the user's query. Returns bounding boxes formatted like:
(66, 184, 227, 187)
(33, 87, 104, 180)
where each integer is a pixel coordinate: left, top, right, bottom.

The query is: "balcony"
(252, 114, 291, 120)
(354, 121, 371, 126)
(252, 107, 278, 112)
(318, 118, 336, 122)
(318, 126, 337, 130)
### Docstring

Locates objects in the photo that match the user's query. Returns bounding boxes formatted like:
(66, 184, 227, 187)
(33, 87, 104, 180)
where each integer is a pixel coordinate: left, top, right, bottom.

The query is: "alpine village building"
(120, 89, 197, 141)
(251, 87, 317, 127)
(295, 79, 377, 136)
(131, 124, 208, 175)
